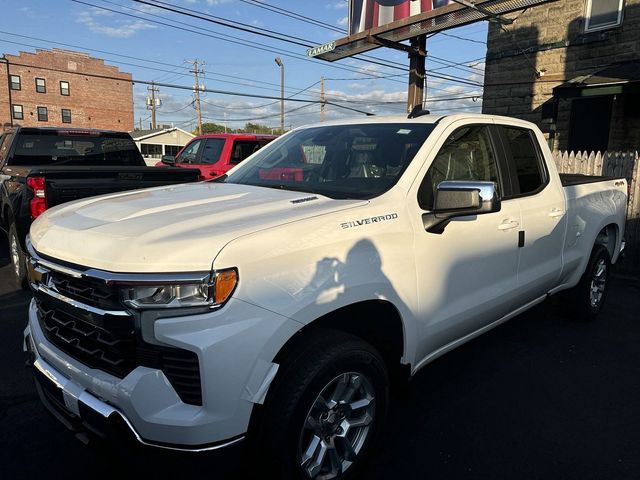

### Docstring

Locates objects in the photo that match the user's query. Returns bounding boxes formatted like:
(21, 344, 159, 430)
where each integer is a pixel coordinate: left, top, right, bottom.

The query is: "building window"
(35, 77, 46, 93)
(585, 0, 624, 32)
(140, 143, 163, 158)
(37, 106, 48, 122)
(60, 81, 70, 96)
(61, 109, 72, 123)
(165, 145, 181, 156)
(10, 75, 21, 90)
(12, 104, 23, 120)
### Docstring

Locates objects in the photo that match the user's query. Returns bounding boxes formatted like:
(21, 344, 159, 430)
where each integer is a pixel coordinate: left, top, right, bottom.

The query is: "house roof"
(130, 127, 194, 141)
(554, 61, 640, 98)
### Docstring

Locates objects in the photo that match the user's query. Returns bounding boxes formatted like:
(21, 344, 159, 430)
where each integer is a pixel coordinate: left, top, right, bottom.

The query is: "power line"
(437, 31, 487, 45)
(0, 31, 313, 93)
(2, 58, 378, 114)
(238, 0, 345, 34)
(203, 103, 316, 123)
(135, 0, 315, 47)
(73, 1, 411, 85)
(116, 0, 484, 88)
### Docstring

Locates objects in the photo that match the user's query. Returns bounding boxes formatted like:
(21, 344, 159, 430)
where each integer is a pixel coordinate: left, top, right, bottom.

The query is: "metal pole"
(407, 35, 427, 114)
(3, 56, 13, 127)
(275, 57, 284, 133)
(320, 76, 325, 122)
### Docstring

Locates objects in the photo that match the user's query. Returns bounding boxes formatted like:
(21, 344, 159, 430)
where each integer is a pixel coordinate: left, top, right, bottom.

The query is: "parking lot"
(1, 234, 639, 479)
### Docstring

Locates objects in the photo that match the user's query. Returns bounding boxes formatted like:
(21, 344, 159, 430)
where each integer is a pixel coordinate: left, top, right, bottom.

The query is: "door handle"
(548, 208, 565, 218)
(498, 220, 519, 231)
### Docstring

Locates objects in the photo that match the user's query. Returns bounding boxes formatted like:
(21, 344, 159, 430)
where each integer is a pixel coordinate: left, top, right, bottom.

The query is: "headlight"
(121, 268, 238, 309)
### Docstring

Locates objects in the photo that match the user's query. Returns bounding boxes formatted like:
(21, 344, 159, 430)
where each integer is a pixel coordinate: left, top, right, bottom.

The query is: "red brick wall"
(1, 49, 133, 131)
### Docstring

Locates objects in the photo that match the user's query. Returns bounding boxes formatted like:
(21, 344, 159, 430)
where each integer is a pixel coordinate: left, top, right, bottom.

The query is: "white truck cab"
(24, 114, 627, 479)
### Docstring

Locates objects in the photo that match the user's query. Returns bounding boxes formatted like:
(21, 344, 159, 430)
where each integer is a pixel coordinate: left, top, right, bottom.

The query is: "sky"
(1, 0, 488, 132)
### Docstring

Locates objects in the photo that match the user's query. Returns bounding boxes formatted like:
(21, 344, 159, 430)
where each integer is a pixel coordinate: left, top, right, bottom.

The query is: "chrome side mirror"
(423, 180, 501, 234)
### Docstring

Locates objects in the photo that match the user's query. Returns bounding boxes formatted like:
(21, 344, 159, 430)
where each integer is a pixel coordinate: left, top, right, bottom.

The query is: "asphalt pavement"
(1, 233, 639, 479)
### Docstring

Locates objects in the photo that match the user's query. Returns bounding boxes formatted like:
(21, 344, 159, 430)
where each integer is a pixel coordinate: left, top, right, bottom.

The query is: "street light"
(275, 57, 284, 134)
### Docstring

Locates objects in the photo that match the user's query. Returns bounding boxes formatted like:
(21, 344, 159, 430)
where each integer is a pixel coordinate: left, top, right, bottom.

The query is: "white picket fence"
(553, 150, 640, 273)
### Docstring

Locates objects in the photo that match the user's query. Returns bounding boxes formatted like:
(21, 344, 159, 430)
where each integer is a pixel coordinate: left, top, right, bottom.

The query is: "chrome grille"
(29, 242, 203, 406)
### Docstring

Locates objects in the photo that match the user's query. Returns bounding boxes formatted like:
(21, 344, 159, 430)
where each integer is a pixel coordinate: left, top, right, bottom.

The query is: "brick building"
(482, 0, 640, 152)
(0, 49, 134, 131)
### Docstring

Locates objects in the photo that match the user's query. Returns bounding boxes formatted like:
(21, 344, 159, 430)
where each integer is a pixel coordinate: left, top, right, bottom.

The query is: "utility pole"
(407, 35, 427, 115)
(146, 82, 161, 129)
(190, 60, 205, 135)
(320, 76, 326, 122)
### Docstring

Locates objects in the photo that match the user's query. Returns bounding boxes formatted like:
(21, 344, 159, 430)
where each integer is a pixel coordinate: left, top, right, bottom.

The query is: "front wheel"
(9, 224, 28, 290)
(250, 330, 388, 479)
(565, 244, 611, 320)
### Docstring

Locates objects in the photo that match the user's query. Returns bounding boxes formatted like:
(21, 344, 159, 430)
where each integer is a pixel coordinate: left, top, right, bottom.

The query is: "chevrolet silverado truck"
(24, 114, 627, 479)
(0, 127, 200, 288)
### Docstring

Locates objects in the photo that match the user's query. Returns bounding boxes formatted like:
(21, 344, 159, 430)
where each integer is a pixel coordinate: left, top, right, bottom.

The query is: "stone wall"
(482, 0, 640, 150)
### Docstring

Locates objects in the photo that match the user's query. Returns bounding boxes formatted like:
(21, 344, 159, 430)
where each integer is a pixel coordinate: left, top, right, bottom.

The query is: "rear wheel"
(565, 244, 611, 320)
(249, 330, 388, 479)
(9, 224, 28, 290)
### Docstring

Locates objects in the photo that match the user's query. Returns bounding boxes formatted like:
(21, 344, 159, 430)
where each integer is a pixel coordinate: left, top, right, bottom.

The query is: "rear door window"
(230, 140, 261, 165)
(501, 127, 545, 196)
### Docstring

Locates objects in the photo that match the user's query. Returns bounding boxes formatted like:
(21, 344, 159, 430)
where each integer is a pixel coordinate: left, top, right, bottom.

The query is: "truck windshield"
(8, 131, 145, 166)
(224, 123, 435, 199)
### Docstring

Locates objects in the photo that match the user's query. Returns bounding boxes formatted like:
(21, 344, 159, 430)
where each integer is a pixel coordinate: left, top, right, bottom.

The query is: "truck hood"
(30, 182, 367, 272)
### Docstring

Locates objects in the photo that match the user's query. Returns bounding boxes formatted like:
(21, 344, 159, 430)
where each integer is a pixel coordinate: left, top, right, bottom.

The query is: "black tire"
(565, 244, 611, 320)
(248, 329, 389, 480)
(8, 223, 29, 290)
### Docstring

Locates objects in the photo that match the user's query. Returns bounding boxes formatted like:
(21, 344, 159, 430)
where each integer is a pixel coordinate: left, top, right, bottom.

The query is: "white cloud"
(76, 8, 156, 38)
(328, 1, 348, 9)
(337, 16, 349, 27)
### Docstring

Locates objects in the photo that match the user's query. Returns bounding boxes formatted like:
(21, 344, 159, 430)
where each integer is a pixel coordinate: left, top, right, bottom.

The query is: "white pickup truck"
(24, 114, 626, 479)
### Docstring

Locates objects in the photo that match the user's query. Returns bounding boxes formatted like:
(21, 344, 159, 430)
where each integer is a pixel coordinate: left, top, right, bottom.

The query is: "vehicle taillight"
(27, 176, 48, 220)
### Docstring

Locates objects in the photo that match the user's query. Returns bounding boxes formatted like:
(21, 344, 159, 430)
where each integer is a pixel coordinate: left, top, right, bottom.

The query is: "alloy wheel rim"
(589, 258, 607, 308)
(298, 372, 376, 480)
(10, 235, 21, 278)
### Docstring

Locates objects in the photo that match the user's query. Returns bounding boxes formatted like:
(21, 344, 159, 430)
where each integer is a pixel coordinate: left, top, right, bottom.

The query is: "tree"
(197, 122, 228, 134)
(240, 122, 283, 135)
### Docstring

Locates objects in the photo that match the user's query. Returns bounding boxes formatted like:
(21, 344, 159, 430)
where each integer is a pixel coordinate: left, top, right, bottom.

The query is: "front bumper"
(25, 295, 302, 450)
(27, 330, 243, 452)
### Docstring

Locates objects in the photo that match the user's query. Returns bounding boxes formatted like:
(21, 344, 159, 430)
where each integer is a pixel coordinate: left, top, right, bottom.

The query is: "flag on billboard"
(349, 0, 454, 35)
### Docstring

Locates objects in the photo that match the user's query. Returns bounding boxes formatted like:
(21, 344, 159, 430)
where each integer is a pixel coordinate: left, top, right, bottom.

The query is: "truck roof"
(192, 133, 278, 140)
(296, 113, 539, 130)
(4, 126, 132, 136)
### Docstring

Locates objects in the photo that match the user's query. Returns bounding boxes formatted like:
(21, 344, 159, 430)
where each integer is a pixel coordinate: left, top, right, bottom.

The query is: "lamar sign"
(306, 41, 336, 58)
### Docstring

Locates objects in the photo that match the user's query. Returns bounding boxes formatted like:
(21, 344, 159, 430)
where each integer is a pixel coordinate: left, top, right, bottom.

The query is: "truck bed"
(30, 166, 201, 209)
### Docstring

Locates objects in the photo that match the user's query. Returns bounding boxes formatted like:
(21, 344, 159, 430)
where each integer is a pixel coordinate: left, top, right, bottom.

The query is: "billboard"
(350, 0, 454, 35)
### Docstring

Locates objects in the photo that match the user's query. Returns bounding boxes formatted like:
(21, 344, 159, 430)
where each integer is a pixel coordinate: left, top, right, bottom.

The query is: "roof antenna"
(408, 105, 430, 119)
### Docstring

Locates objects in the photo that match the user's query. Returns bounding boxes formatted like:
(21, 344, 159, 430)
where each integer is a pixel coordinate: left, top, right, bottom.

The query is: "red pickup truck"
(158, 133, 277, 179)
